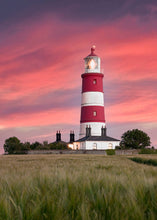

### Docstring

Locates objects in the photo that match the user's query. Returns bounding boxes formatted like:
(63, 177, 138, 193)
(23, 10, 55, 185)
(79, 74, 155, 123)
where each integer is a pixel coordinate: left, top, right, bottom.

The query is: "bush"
(49, 143, 69, 150)
(115, 146, 121, 150)
(106, 149, 115, 155)
(139, 148, 157, 154)
(30, 142, 42, 150)
(129, 157, 157, 166)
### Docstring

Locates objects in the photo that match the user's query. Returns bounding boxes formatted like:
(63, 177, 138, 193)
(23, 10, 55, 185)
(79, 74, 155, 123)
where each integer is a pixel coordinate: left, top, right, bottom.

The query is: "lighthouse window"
(93, 79, 97, 84)
(93, 111, 97, 116)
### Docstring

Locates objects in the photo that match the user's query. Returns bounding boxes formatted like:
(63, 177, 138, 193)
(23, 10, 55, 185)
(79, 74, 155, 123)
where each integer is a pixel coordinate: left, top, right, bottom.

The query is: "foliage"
(49, 142, 69, 150)
(4, 137, 70, 153)
(21, 142, 31, 151)
(129, 157, 157, 166)
(115, 146, 121, 150)
(106, 149, 115, 155)
(139, 148, 157, 154)
(1, 155, 157, 219)
(4, 137, 22, 154)
(42, 141, 49, 149)
(30, 141, 42, 150)
(4, 137, 31, 154)
(120, 129, 151, 149)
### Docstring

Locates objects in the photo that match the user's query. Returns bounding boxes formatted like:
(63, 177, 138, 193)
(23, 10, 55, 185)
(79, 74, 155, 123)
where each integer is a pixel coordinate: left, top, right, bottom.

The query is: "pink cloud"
(106, 97, 157, 123)
(0, 107, 80, 128)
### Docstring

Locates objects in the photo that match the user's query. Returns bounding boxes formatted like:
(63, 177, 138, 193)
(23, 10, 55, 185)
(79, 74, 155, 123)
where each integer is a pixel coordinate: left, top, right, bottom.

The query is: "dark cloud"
(0, 0, 157, 26)
(104, 78, 157, 106)
(0, 48, 63, 79)
(0, 87, 81, 117)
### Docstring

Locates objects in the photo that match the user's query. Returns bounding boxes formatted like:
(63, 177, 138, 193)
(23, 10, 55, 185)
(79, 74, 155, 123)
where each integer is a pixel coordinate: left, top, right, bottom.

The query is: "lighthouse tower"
(80, 46, 106, 138)
(73, 46, 120, 150)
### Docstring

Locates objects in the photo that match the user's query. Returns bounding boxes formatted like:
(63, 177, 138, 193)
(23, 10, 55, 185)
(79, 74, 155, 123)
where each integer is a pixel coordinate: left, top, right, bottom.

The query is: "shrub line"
(129, 157, 157, 166)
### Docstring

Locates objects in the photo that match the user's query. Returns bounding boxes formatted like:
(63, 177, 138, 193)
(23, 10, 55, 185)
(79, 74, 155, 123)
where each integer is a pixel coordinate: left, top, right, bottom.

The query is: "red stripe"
(80, 106, 105, 123)
(82, 73, 104, 92)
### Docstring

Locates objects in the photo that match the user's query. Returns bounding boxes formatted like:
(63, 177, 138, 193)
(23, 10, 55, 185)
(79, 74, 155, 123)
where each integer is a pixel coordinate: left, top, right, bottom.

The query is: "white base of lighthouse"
(73, 140, 120, 150)
(79, 122, 106, 138)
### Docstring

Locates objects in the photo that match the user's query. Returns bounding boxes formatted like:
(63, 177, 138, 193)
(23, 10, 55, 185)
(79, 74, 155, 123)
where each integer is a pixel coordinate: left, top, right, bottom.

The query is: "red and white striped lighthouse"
(79, 46, 106, 138)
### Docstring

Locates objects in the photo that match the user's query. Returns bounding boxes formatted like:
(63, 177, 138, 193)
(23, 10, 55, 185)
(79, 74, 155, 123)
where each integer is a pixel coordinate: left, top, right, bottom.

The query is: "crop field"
(0, 154, 157, 220)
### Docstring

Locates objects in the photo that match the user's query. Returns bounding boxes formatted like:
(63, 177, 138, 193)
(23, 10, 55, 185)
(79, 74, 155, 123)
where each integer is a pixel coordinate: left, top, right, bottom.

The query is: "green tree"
(42, 141, 49, 149)
(30, 141, 42, 150)
(21, 142, 31, 151)
(49, 143, 69, 150)
(4, 137, 22, 154)
(120, 129, 151, 149)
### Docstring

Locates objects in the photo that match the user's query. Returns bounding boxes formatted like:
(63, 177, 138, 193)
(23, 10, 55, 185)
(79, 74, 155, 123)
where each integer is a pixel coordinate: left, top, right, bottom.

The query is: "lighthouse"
(73, 46, 120, 150)
(80, 45, 105, 138)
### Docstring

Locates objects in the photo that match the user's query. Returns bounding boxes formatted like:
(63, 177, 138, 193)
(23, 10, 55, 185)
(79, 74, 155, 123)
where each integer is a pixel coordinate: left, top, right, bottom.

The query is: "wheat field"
(0, 154, 157, 220)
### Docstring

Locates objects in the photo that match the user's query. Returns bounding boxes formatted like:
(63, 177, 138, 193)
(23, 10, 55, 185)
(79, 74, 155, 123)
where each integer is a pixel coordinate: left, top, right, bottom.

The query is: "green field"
(0, 154, 157, 220)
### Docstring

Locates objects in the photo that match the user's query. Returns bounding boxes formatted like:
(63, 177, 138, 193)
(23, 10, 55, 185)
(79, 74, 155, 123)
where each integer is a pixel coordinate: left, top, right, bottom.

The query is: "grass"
(0, 154, 157, 219)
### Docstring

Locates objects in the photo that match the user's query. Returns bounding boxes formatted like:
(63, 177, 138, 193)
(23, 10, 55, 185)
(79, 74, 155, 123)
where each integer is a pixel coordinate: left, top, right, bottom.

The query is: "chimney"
(101, 126, 107, 137)
(58, 131, 61, 141)
(86, 126, 91, 137)
(86, 126, 89, 137)
(89, 125, 91, 136)
(56, 131, 61, 142)
(70, 131, 75, 143)
(56, 131, 59, 142)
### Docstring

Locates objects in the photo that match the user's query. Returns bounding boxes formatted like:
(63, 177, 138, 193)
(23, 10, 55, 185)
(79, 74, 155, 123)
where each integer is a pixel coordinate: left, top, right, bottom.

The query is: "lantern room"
(84, 45, 101, 73)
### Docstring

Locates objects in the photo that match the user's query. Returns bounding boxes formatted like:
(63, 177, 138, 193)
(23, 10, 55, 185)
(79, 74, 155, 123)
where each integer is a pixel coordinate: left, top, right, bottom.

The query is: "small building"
(73, 127, 120, 150)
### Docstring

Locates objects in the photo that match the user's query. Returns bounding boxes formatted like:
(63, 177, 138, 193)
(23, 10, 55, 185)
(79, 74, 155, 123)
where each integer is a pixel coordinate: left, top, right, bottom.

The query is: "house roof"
(75, 135, 120, 142)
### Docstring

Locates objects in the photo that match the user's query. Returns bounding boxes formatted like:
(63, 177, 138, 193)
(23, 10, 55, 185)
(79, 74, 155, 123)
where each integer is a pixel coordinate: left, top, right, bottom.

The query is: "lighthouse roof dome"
(85, 45, 98, 58)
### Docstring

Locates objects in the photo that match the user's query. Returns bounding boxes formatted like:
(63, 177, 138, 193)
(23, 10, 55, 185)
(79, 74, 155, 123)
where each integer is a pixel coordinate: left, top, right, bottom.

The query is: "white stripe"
(79, 122, 106, 138)
(81, 92, 104, 107)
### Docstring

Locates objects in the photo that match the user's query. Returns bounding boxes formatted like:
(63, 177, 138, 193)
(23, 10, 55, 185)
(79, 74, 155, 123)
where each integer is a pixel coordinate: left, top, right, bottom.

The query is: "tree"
(49, 142, 69, 150)
(30, 141, 42, 150)
(4, 137, 22, 154)
(42, 141, 49, 149)
(120, 129, 151, 149)
(21, 142, 31, 151)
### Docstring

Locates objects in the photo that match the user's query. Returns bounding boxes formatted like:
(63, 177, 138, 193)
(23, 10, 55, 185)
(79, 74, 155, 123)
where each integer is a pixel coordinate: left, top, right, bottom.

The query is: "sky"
(0, 0, 157, 153)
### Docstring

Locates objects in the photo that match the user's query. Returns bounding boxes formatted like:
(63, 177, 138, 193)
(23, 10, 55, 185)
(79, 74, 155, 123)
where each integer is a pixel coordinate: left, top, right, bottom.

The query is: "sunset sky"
(0, 0, 157, 153)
